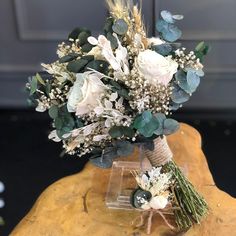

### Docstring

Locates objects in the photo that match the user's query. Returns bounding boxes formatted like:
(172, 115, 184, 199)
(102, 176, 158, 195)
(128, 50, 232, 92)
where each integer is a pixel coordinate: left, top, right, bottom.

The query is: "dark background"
(1, 0, 236, 235)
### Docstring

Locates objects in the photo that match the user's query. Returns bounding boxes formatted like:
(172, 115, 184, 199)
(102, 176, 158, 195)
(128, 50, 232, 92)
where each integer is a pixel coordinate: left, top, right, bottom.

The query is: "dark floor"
(0, 110, 236, 236)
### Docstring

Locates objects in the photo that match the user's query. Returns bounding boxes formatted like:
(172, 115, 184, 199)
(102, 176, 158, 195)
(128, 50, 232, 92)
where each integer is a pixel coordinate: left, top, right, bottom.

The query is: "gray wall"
(0, 0, 236, 109)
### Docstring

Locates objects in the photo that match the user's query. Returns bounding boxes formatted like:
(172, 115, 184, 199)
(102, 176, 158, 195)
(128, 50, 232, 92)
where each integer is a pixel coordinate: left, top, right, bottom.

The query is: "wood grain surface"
(11, 123, 236, 236)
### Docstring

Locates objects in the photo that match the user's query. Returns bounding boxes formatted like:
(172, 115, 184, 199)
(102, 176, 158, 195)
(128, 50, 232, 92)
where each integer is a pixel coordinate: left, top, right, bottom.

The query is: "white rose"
(137, 49, 178, 86)
(149, 195, 168, 210)
(67, 72, 108, 116)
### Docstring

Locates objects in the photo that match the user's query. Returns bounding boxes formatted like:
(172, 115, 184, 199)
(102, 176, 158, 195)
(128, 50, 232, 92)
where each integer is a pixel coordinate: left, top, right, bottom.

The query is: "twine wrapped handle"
(145, 136, 173, 167)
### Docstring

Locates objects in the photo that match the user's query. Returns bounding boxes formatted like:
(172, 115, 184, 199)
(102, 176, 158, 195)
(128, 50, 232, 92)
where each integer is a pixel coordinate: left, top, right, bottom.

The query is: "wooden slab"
(11, 124, 236, 235)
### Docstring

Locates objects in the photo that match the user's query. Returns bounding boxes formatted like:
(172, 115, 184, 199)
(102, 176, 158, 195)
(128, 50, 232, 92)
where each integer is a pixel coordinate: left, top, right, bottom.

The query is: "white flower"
(48, 130, 61, 142)
(88, 34, 129, 75)
(35, 100, 47, 112)
(0, 199, 4, 208)
(149, 195, 168, 209)
(93, 134, 108, 142)
(137, 49, 178, 86)
(67, 72, 108, 116)
(0, 182, 4, 193)
(141, 202, 151, 210)
(147, 37, 165, 46)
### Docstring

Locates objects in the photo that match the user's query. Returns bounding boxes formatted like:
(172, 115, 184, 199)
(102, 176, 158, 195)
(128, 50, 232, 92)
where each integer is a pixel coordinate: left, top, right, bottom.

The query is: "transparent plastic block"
(105, 160, 189, 210)
(105, 161, 151, 210)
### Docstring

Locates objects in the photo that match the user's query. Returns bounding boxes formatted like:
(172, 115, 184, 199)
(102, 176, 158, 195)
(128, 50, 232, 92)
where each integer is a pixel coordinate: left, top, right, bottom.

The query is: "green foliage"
(67, 58, 88, 73)
(48, 105, 58, 119)
(133, 112, 179, 137)
(195, 41, 210, 62)
(130, 189, 152, 208)
(78, 31, 91, 45)
(59, 53, 80, 63)
(85, 60, 109, 74)
(112, 19, 128, 35)
(163, 118, 180, 135)
(175, 69, 201, 94)
(89, 140, 134, 168)
(161, 10, 184, 24)
(154, 113, 179, 136)
(104, 17, 114, 33)
(81, 43, 93, 53)
(156, 10, 183, 42)
(133, 111, 160, 137)
(29, 76, 38, 95)
(53, 105, 75, 139)
(68, 27, 90, 41)
(170, 84, 190, 104)
(68, 27, 94, 53)
(109, 80, 130, 100)
(106, 32, 119, 49)
(152, 43, 172, 56)
(109, 126, 135, 138)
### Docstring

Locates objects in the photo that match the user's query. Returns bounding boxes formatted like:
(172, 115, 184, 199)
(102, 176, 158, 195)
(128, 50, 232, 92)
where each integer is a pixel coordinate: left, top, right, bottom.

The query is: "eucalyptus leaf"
(114, 140, 134, 156)
(109, 126, 124, 138)
(171, 84, 190, 104)
(68, 27, 81, 40)
(163, 118, 180, 135)
(175, 70, 192, 94)
(78, 31, 91, 45)
(104, 17, 113, 33)
(81, 43, 93, 53)
(152, 43, 172, 56)
(112, 19, 128, 35)
(106, 32, 118, 49)
(161, 10, 175, 24)
(48, 105, 58, 119)
(187, 70, 200, 93)
(59, 53, 80, 63)
(45, 82, 51, 96)
(172, 14, 184, 20)
(162, 24, 182, 42)
(169, 102, 181, 111)
(90, 155, 113, 168)
(154, 113, 166, 135)
(138, 117, 160, 137)
(30, 76, 38, 95)
(67, 59, 88, 73)
(109, 126, 135, 138)
(131, 189, 152, 208)
(156, 19, 168, 33)
(86, 60, 109, 74)
(156, 19, 182, 42)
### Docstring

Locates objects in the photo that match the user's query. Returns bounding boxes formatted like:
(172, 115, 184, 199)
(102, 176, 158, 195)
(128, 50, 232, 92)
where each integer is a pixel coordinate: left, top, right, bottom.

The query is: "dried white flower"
(48, 130, 61, 142)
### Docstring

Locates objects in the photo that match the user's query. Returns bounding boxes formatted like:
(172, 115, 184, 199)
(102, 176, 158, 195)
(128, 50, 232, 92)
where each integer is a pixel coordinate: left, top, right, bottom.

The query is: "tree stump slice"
(11, 124, 236, 236)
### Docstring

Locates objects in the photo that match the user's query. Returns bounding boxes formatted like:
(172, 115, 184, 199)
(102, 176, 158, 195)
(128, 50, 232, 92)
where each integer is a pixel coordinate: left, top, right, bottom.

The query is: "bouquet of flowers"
(27, 0, 209, 233)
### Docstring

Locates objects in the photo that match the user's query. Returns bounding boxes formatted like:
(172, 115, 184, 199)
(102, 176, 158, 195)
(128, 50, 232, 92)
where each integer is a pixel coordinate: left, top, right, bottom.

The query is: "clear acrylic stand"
(105, 160, 152, 210)
(105, 159, 189, 210)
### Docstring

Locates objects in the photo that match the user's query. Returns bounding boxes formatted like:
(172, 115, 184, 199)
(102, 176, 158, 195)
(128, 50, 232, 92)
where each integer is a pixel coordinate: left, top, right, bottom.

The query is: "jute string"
(144, 136, 173, 167)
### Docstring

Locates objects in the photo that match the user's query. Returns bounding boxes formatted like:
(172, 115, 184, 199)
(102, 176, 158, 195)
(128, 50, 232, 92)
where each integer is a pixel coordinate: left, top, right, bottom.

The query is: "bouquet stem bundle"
(144, 137, 208, 231)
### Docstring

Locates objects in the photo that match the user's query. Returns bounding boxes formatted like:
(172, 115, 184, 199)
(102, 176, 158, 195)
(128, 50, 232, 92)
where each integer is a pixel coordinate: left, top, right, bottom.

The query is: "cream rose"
(149, 195, 168, 209)
(67, 72, 108, 116)
(137, 49, 178, 86)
